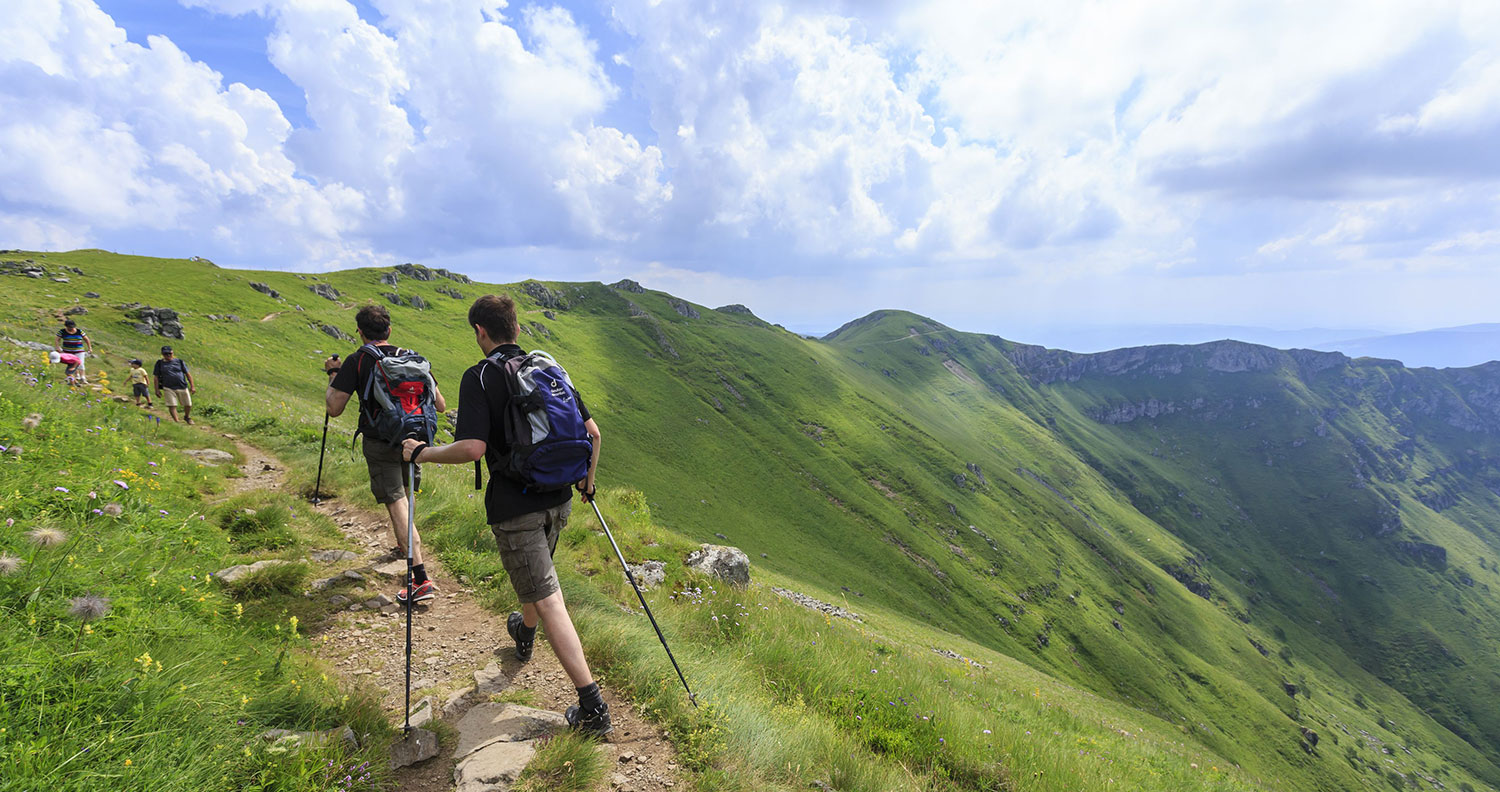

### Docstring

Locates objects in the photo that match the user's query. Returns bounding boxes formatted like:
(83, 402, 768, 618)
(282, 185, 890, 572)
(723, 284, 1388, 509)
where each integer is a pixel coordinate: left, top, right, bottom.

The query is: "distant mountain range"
(1005, 323, 1499, 369)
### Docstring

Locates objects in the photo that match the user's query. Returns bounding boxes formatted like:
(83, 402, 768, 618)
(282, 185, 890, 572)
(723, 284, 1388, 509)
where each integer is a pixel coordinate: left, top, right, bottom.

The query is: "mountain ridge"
(4, 249, 1499, 791)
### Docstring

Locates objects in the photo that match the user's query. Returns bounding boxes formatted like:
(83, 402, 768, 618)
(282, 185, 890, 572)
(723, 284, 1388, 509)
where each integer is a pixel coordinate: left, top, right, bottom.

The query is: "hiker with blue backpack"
(398, 294, 613, 736)
(327, 304, 447, 604)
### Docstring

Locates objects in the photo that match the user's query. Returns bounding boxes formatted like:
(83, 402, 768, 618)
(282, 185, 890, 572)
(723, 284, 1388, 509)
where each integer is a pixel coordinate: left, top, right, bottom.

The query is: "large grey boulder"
(685, 544, 751, 586)
(453, 703, 568, 760)
(610, 278, 645, 293)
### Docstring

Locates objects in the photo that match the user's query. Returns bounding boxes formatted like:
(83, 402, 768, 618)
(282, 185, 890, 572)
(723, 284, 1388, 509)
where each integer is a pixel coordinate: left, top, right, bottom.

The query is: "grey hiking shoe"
(506, 611, 534, 662)
(565, 702, 612, 738)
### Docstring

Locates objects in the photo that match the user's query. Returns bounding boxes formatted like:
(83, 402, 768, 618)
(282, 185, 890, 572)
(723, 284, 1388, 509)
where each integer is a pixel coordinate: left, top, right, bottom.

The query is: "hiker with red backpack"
(398, 294, 613, 736)
(326, 304, 447, 604)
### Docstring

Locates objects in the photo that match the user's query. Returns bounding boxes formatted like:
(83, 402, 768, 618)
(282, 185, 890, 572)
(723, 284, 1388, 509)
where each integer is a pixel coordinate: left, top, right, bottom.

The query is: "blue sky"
(3, 0, 1498, 342)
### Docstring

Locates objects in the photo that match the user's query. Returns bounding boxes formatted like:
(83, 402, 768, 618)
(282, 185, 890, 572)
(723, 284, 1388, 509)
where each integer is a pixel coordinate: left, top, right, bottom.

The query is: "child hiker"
(129, 358, 153, 407)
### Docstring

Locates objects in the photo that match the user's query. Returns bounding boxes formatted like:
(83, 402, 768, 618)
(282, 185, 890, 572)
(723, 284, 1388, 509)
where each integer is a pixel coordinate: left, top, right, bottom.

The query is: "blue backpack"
(478, 349, 592, 492)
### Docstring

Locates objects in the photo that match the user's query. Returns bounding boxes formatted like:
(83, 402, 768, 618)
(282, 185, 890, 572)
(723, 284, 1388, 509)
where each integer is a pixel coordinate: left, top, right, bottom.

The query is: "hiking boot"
(565, 702, 613, 738)
(507, 611, 534, 662)
(396, 580, 437, 604)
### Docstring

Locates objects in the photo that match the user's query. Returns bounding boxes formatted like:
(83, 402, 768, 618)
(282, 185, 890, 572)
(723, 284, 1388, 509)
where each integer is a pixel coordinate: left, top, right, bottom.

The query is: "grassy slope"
(0, 250, 1495, 791)
(0, 347, 390, 790)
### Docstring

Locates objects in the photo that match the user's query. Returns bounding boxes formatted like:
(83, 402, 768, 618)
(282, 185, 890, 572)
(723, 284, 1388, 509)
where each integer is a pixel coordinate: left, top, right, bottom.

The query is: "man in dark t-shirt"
(398, 294, 610, 736)
(152, 346, 195, 423)
(327, 304, 447, 604)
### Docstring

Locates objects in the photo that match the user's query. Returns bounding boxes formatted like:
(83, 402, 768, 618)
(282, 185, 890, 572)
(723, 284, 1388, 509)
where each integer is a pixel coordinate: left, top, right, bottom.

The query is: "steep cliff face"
(1002, 339, 1500, 434)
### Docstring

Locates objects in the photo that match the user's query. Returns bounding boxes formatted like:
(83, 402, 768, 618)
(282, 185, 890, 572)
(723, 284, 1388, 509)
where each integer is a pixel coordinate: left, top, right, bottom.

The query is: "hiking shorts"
(492, 502, 571, 604)
(163, 388, 191, 408)
(132, 383, 149, 398)
(361, 438, 412, 505)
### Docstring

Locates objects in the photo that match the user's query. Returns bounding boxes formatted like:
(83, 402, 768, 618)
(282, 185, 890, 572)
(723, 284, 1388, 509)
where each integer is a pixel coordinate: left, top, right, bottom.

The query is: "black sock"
(577, 682, 604, 713)
(412, 564, 428, 586)
(516, 620, 537, 643)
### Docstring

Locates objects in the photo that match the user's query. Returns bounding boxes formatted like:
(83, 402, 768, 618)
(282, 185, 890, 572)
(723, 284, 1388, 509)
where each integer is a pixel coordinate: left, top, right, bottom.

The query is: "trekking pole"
(588, 498, 697, 707)
(312, 413, 329, 504)
(403, 456, 416, 734)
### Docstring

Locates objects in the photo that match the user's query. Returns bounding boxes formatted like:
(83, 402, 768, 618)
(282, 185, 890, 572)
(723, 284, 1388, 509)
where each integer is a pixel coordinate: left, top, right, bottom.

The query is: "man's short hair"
(469, 295, 518, 343)
(355, 304, 392, 341)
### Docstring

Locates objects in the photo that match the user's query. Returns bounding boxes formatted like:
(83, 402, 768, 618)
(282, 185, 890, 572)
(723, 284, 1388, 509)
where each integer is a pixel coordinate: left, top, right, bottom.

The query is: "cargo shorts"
(492, 502, 571, 604)
(362, 437, 411, 505)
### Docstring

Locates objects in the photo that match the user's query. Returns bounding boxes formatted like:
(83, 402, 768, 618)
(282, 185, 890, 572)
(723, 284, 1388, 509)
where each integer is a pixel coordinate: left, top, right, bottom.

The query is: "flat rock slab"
(454, 739, 537, 792)
(184, 448, 235, 465)
(453, 703, 568, 760)
(372, 560, 408, 577)
(215, 559, 294, 584)
(310, 549, 359, 564)
(474, 661, 508, 697)
(389, 727, 439, 769)
(260, 725, 358, 752)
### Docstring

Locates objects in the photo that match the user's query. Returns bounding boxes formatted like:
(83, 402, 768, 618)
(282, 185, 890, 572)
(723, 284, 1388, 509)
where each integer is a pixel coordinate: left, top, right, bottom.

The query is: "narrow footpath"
(213, 431, 681, 792)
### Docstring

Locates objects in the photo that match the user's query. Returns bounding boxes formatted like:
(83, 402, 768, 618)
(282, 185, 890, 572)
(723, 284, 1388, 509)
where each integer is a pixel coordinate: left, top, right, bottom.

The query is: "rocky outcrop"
(128, 306, 184, 339)
(436, 285, 464, 299)
(379, 272, 399, 286)
(381, 292, 402, 306)
(249, 282, 280, 299)
(715, 304, 755, 316)
(434, 267, 470, 284)
(685, 544, 750, 586)
(1393, 541, 1447, 569)
(610, 278, 645, 293)
(1162, 560, 1212, 599)
(770, 586, 861, 622)
(668, 298, 700, 319)
(321, 324, 355, 342)
(522, 281, 566, 310)
(394, 263, 437, 281)
(408, 294, 428, 310)
(307, 283, 340, 301)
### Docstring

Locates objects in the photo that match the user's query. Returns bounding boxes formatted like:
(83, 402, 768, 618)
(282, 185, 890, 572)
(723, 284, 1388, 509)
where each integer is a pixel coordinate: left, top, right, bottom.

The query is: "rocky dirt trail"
(204, 429, 681, 792)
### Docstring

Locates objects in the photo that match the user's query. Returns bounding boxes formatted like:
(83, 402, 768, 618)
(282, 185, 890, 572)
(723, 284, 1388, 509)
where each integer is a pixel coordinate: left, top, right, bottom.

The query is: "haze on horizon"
(3, 0, 1498, 344)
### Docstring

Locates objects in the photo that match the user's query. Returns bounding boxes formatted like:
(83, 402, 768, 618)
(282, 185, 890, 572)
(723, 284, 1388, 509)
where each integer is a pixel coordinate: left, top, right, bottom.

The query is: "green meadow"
(1, 249, 1496, 791)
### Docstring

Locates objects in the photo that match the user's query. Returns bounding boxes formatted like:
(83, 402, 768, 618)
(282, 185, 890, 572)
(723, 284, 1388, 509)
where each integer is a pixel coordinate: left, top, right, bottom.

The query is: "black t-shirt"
(453, 344, 592, 525)
(153, 358, 190, 389)
(328, 343, 412, 433)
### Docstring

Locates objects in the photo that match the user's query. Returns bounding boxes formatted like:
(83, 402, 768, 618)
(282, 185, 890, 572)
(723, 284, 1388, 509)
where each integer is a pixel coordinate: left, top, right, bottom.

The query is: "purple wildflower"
(54, 487, 69, 493)
(114, 480, 129, 489)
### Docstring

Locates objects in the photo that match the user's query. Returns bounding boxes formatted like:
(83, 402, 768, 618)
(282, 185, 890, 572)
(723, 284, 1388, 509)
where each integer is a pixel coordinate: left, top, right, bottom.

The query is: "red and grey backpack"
(476, 348, 592, 492)
(352, 344, 438, 448)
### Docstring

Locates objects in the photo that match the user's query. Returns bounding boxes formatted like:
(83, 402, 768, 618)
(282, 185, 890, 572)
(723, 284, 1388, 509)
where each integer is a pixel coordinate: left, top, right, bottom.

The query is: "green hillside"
(2, 249, 1496, 792)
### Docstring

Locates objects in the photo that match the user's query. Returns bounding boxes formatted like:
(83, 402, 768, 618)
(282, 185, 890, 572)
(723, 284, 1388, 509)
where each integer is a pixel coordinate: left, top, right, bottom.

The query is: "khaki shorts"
(163, 388, 191, 408)
(362, 438, 411, 505)
(492, 502, 571, 604)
